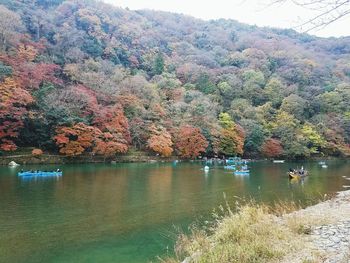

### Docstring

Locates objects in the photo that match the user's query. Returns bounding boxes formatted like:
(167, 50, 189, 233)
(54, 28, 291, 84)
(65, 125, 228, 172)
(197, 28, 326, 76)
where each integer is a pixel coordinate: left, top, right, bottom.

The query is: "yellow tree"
(218, 113, 245, 156)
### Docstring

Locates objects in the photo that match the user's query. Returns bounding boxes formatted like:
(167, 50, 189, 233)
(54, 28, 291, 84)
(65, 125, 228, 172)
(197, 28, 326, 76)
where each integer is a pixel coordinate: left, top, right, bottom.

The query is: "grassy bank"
(160, 195, 341, 263)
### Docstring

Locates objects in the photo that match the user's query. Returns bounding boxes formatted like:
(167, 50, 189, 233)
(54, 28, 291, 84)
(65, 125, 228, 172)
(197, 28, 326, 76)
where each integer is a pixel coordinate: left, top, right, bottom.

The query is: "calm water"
(0, 160, 350, 263)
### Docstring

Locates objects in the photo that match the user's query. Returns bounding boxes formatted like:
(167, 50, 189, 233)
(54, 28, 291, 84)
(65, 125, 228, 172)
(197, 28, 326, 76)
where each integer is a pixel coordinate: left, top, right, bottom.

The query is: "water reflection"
(19, 175, 62, 182)
(0, 161, 349, 263)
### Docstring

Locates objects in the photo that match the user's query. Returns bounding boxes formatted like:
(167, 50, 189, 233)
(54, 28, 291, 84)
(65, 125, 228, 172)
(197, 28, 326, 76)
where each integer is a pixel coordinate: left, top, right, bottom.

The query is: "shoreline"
(172, 190, 350, 263)
(0, 151, 175, 166)
(1, 150, 348, 166)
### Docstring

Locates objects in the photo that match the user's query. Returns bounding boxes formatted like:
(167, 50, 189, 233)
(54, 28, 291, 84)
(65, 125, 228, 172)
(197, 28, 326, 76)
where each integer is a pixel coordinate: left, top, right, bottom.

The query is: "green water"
(0, 160, 350, 263)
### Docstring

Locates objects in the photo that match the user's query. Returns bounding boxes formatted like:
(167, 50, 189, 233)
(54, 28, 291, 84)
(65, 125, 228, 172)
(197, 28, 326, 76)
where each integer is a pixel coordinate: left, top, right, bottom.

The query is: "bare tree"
(269, 0, 350, 32)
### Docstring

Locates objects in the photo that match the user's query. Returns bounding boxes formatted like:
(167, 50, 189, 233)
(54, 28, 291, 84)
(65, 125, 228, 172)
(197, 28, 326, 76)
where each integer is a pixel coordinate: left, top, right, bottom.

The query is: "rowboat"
(18, 171, 62, 177)
(288, 171, 308, 179)
(234, 170, 250, 175)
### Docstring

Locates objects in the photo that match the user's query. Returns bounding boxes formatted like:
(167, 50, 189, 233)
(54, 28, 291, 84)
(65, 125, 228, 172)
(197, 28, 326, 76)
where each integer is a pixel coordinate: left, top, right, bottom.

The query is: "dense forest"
(1, 0, 350, 159)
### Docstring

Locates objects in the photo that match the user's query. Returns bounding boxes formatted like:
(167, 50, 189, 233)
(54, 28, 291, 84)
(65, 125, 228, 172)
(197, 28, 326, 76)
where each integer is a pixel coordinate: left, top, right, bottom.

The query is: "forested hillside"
(1, 0, 350, 159)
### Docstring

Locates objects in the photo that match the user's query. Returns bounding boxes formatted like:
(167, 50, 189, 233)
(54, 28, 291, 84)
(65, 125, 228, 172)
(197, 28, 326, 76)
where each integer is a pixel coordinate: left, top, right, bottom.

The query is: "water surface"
(0, 160, 349, 262)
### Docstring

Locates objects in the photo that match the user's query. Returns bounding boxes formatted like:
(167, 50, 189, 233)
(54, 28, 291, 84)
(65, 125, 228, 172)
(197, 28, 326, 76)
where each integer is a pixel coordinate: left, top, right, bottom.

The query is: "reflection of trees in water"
(2, 162, 350, 262)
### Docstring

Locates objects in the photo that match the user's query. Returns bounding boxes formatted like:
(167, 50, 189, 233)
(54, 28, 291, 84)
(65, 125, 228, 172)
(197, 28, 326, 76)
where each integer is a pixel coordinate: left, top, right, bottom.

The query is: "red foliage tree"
(261, 138, 284, 158)
(54, 123, 98, 156)
(93, 132, 128, 157)
(175, 125, 208, 158)
(94, 105, 131, 150)
(0, 43, 62, 90)
(0, 77, 33, 151)
(147, 124, 173, 157)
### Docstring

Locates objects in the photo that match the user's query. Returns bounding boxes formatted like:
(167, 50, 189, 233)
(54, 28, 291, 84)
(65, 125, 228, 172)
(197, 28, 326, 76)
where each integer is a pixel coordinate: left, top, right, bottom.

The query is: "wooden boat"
(288, 170, 308, 179)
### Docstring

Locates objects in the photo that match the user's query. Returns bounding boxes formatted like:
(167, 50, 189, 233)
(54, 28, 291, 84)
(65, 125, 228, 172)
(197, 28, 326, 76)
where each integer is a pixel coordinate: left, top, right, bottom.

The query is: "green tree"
(196, 73, 216, 94)
(264, 77, 284, 108)
(280, 94, 307, 120)
(153, 53, 164, 76)
(240, 119, 265, 155)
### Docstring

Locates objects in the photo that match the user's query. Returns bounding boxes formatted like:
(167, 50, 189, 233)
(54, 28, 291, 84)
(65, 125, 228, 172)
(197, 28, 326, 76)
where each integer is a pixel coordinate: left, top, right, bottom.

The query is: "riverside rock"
(8, 161, 19, 167)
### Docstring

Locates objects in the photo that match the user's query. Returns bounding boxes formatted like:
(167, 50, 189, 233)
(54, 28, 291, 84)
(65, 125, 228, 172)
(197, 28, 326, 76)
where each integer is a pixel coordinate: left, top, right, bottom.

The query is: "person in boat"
(299, 166, 304, 175)
(57, 169, 61, 172)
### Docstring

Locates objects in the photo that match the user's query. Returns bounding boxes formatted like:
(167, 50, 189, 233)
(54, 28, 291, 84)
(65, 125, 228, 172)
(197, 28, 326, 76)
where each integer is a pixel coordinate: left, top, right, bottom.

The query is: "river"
(0, 160, 349, 262)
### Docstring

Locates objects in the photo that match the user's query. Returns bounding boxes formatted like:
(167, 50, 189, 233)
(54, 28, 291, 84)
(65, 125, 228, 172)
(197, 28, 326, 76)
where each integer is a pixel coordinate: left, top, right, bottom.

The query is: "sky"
(103, 0, 350, 38)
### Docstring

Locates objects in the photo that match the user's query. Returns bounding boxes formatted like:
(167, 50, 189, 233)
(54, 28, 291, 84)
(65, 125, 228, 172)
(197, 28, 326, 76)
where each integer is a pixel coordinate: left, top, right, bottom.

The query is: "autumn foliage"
(175, 125, 208, 158)
(54, 107, 131, 157)
(54, 123, 98, 156)
(0, 77, 33, 151)
(261, 138, 284, 158)
(1, 1, 350, 160)
(218, 113, 245, 156)
(32, 149, 43, 156)
(147, 124, 173, 157)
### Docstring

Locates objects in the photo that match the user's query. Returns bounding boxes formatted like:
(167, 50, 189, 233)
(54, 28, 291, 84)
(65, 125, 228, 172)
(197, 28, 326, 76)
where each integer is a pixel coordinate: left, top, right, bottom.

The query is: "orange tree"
(147, 124, 173, 157)
(54, 123, 98, 156)
(175, 125, 208, 158)
(261, 138, 284, 158)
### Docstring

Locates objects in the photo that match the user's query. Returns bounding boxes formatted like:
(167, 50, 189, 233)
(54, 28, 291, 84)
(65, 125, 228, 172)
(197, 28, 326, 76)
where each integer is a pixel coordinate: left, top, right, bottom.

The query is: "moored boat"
(18, 170, 62, 177)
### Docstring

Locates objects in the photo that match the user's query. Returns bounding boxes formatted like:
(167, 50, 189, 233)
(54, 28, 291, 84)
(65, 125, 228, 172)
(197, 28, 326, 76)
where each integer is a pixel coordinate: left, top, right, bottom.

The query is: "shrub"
(32, 148, 43, 156)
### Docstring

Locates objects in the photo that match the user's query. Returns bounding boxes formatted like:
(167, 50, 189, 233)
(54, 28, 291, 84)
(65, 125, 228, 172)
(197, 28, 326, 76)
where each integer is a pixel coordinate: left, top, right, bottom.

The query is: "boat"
(18, 171, 62, 177)
(318, 161, 326, 165)
(234, 170, 250, 175)
(224, 165, 236, 170)
(273, 160, 285, 163)
(321, 164, 328, 168)
(204, 166, 210, 171)
(288, 170, 308, 179)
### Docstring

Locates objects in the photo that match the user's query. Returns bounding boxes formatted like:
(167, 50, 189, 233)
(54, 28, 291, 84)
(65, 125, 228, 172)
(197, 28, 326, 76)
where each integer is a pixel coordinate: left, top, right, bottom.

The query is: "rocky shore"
(281, 190, 350, 263)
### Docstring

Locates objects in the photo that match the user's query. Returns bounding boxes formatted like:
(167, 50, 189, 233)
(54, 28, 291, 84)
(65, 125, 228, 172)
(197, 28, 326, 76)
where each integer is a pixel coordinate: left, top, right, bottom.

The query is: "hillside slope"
(1, 0, 350, 158)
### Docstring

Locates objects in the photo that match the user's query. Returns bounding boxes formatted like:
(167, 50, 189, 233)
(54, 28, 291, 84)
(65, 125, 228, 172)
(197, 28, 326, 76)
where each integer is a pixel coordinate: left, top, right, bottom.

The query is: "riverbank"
(0, 148, 175, 165)
(163, 190, 350, 263)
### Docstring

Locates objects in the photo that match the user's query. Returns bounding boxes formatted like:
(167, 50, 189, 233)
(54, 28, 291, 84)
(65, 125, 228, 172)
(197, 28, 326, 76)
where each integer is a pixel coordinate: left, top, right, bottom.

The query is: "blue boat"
(234, 170, 250, 175)
(226, 157, 240, 164)
(18, 171, 62, 177)
(224, 165, 236, 170)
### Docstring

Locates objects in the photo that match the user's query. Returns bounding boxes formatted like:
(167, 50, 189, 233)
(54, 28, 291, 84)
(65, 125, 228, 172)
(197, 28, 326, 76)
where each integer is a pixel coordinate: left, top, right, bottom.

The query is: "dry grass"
(160, 201, 306, 263)
(158, 194, 340, 263)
